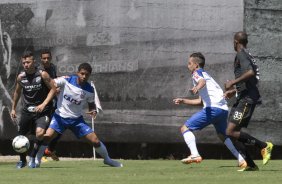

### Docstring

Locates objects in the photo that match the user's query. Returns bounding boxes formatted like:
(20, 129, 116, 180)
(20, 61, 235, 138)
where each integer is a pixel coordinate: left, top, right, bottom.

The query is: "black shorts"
(18, 110, 51, 135)
(228, 98, 256, 128)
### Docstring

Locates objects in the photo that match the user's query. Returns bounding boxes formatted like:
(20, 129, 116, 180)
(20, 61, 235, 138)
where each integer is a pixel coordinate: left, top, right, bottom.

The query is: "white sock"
(95, 142, 110, 161)
(224, 138, 245, 162)
(183, 131, 199, 156)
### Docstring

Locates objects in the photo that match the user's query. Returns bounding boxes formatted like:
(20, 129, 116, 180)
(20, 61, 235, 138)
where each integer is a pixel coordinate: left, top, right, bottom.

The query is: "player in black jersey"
(40, 49, 60, 161)
(10, 51, 57, 169)
(224, 31, 273, 171)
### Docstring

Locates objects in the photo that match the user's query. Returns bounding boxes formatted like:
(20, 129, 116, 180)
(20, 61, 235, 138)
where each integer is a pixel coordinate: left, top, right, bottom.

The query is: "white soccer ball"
(12, 135, 30, 153)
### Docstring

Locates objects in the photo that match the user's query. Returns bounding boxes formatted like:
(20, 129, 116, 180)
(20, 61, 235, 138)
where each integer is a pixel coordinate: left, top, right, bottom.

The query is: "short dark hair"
(40, 49, 52, 57)
(190, 52, 205, 68)
(21, 50, 34, 59)
(78, 63, 92, 74)
(234, 31, 248, 46)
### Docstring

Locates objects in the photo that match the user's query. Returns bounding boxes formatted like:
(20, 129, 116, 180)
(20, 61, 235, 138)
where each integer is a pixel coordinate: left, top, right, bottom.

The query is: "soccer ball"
(12, 135, 30, 153)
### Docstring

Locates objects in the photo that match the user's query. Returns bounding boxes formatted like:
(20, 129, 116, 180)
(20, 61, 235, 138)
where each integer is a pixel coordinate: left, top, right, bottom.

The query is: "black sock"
(239, 132, 267, 149)
(48, 134, 62, 152)
(20, 153, 27, 162)
(233, 140, 256, 167)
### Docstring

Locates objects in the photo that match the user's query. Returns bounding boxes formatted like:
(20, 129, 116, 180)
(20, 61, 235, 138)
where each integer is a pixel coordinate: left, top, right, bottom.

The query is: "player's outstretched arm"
(173, 96, 202, 106)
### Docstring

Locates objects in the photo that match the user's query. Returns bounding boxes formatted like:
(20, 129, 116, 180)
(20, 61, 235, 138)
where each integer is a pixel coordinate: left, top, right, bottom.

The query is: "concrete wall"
(243, 0, 282, 145)
(2, 0, 280, 152)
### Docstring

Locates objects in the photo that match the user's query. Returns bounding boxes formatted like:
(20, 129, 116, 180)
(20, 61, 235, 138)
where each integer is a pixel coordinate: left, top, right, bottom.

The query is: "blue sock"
(95, 142, 110, 161)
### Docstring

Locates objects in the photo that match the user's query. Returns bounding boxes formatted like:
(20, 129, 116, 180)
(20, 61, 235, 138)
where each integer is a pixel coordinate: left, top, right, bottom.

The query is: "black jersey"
(38, 63, 57, 79)
(44, 63, 57, 79)
(18, 68, 52, 112)
(234, 49, 260, 102)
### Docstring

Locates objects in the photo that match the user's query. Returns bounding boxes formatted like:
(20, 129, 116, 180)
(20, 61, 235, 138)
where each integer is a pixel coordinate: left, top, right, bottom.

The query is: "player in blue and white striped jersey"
(37, 63, 122, 167)
(173, 52, 246, 168)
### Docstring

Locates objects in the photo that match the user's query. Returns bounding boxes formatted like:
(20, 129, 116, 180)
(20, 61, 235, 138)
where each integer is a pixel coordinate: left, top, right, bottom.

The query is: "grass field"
(0, 159, 281, 184)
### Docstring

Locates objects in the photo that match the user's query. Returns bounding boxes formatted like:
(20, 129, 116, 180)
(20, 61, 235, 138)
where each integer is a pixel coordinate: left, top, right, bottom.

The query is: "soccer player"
(10, 51, 57, 168)
(173, 52, 246, 167)
(37, 63, 122, 167)
(39, 49, 60, 161)
(224, 31, 273, 171)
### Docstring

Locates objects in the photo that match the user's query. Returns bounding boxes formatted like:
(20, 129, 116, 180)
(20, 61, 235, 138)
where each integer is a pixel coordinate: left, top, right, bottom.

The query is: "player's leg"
(16, 112, 32, 169)
(70, 116, 122, 167)
(212, 108, 246, 168)
(226, 99, 273, 166)
(34, 113, 63, 166)
(44, 134, 61, 161)
(226, 101, 259, 170)
(180, 109, 210, 164)
(180, 126, 202, 164)
(29, 114, 50, 168)
(44, 101, 60, 161)
(83, 132, 122, 167)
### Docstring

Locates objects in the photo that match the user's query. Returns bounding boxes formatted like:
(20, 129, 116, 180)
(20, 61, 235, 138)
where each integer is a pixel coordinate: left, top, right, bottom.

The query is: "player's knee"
(86, 132, 100, 145)
(225, 128, 234, 137)
(35, 129, 45, 140)
(93, 141, 101, 148)
(180, 125, 188, 134)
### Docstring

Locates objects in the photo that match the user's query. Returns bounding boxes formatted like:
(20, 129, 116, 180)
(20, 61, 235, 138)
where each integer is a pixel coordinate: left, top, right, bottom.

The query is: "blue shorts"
(184, 107, 228, 135)
(49, 113, 93, 138)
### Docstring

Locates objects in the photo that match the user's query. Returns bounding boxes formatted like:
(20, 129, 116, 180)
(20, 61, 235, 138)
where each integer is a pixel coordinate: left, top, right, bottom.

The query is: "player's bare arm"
(173, 96, 202, 106)
(225, 69, 255, 89)
(191, 78, 206, 94)
(86, 102, 97, 119)
(223, 88, 236, 100)
(36, 71, 57, 112)
(10, 76, 22, 119)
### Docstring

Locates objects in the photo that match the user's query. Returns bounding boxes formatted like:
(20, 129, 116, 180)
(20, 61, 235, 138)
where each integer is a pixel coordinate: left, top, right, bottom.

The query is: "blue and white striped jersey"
(54, 75, 94, 118)
(192, 69, 228, 111)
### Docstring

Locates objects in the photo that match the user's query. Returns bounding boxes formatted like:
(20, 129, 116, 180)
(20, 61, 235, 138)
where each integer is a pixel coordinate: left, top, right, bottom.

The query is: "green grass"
(0, 159, 281, 184)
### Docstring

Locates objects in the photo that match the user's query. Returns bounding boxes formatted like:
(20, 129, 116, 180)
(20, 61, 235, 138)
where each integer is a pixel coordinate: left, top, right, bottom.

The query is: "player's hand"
(36, 103, 46, 112)
(223, 89, 236, 100)
(10, 109, 17, 119)
(86, 110, 97, 119)
(173, 98, 183, 105)
(224, 80, 234, 91)
(190, 86, 199, 94)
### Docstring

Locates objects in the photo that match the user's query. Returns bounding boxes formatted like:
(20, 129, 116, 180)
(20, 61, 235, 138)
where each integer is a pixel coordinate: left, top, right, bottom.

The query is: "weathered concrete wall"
(243, 0, 282, 145)
(3, 0, 280, 152)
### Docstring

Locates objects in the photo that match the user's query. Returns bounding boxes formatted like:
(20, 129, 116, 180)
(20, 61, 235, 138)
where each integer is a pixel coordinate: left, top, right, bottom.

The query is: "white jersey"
(192, 69, 228, 110)
(54, 75, 95, 118)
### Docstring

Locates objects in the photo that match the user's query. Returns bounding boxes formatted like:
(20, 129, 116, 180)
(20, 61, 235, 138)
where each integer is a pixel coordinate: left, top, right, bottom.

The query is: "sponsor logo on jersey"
(24, 84, 42, 91)
(64, 94, 81, 105)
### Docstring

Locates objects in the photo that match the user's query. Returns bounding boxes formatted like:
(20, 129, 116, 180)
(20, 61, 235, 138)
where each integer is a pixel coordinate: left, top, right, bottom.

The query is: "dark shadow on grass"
(39, 166, 73, 169)
(219, 166, 238, 168)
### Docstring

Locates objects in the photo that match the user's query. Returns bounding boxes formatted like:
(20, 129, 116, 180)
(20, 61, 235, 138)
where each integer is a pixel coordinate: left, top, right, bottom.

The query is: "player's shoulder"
(82, 82, 94, 93)
(236, 49, 250, 61)
(193, 68, 205, 78)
